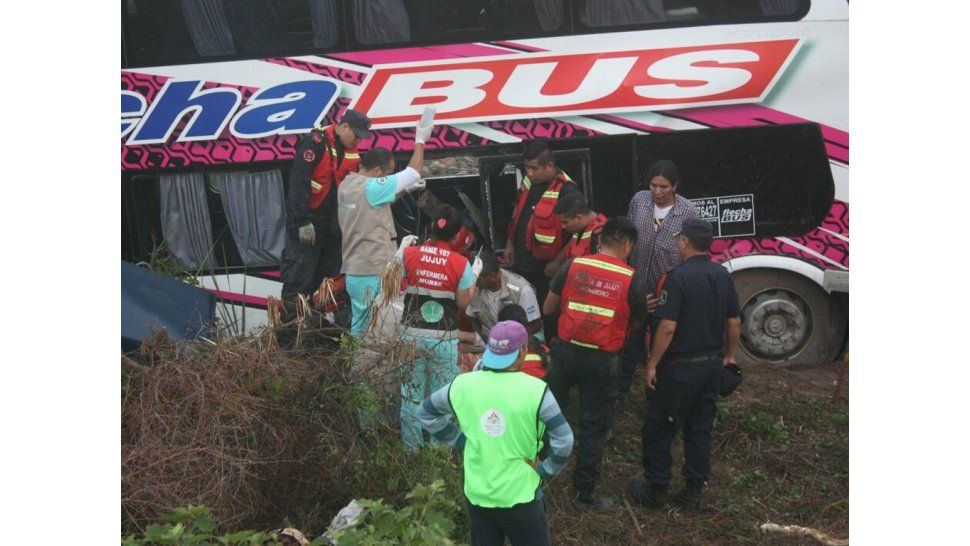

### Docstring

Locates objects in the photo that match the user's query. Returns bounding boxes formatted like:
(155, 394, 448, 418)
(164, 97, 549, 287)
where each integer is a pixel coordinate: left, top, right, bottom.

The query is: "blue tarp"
(121, 261, 216, 353)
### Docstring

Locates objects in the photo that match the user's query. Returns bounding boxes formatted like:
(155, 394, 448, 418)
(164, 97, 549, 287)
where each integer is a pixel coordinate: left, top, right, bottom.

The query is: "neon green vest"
(449, 370, 548, 508)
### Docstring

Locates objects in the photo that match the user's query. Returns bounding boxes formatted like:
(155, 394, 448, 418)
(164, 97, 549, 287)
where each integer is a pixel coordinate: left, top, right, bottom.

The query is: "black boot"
(670, 480, 704, 513)
(627, 479, 667, 509)
(572, 490, 614, 511)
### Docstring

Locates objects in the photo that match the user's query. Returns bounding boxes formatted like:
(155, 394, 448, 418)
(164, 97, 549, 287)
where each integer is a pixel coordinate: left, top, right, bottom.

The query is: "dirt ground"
(543, 360, 850, 545)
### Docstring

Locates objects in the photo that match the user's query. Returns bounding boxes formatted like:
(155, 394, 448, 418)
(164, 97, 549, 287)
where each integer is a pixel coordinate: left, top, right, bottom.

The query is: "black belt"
(668, 352, 721, 363)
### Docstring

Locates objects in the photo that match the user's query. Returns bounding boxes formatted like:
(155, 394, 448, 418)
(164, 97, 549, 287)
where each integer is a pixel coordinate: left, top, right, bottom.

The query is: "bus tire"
(731, 269, 847, 366)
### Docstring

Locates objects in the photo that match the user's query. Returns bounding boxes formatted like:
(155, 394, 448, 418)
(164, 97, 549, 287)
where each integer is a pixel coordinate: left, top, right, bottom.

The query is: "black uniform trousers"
(468, 497, 550, 546)
(641, 353, 722, 485)
(280, 193, 342, 316)
(617, 318, 649, 393)
(547, 339, 619, 494)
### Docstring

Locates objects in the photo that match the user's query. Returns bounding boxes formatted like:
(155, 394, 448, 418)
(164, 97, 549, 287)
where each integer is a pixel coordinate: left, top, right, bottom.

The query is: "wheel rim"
(740, 289, 813, 361)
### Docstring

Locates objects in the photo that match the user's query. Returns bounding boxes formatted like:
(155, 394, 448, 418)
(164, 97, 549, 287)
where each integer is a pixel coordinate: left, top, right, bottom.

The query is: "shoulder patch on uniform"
(658, 289, 669, 306)
(303, 149, 316, 162)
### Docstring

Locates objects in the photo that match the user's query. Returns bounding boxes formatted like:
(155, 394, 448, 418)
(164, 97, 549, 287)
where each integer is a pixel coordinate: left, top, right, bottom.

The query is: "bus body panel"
(121, 2, 848, 344)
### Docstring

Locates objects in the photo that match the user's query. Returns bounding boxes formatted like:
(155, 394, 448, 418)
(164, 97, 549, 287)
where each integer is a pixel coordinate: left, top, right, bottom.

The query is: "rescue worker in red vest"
(504, 139, 580, 336)
(280, 109, 370, 318)
(397, 205, 483, 450)
(543, 216, 647, 511)
(542, 193, 608, 278)
(417, 321, 574, 546)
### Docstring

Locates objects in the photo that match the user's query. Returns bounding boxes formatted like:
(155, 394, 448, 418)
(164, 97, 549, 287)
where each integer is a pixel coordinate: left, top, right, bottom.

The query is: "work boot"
(572, 491, 614, 512)
(670, 480, 705, 513)
(627, 479, 667, 509)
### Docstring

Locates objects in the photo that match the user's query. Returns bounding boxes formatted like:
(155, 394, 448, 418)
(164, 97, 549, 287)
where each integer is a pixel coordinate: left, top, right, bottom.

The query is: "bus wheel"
(732, 269, 847, 366)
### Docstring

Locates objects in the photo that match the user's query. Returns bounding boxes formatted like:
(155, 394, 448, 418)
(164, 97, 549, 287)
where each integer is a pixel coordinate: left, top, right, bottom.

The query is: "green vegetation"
(123, 328, 847, 545)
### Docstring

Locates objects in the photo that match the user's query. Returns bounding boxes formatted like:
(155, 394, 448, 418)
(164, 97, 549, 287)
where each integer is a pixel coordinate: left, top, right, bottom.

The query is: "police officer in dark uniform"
(628, 218, 742, 513)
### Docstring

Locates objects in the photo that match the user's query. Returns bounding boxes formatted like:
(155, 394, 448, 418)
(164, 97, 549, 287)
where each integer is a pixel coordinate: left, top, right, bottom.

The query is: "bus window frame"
(122, 162, 294, 274)
(121, 0, 812, 70)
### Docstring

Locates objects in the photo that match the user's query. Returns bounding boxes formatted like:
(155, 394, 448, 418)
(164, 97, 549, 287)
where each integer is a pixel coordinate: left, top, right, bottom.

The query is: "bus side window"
(350, 0, 412, 45)
(577, 0, 668, 27)
(123, 0, 346, 68)
(570, 0, 809, 33)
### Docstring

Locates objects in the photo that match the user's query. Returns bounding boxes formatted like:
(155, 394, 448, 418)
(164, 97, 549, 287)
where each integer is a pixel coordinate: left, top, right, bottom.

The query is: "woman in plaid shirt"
(616, 160, 702, 403)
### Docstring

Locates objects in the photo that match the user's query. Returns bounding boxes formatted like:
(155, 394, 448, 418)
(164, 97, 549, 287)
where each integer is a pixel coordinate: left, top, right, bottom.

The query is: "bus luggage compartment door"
(635, 123, 845, 365)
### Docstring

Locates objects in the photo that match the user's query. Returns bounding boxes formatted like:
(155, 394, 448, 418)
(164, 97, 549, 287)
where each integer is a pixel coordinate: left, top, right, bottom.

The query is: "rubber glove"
(407, 179, 427, 193)
(398, 234, 419, 252)
(471, 256, 483, 276)
(415, 106, 436, 144)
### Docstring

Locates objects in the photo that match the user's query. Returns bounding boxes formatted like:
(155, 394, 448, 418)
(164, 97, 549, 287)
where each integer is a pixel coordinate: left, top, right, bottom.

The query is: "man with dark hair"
(618, 159, 702, 405)
(543, 216, 647, 511)
(417, 321, 573, 546)
(397, 204, 483, 449)
(505, 139, 581, 334)
(466, 249, 544, 341)
(280, 109, 370, 319)
(543, 193, 608, 277)
(628, 218, 742, 513)
(337, 109, 435, 337)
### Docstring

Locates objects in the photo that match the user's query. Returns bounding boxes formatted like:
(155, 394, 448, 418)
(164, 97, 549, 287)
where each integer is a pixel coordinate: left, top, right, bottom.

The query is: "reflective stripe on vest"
(567, 301, 615, 318)
(534, 233, 556, 243)
(569, 339, 599, 349)
(525, 354, 542, 362)
(310, 180, 323, 191)
(573, 257, 635, 276)
(449, 371, 547, 508)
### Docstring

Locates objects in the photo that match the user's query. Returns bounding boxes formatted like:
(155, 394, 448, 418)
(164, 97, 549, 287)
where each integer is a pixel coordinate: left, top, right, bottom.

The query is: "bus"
(121, 0, 848, 365)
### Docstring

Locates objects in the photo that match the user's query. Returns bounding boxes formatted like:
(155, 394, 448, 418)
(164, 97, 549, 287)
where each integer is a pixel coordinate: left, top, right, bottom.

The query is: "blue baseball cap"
(482, 321, 528, 369)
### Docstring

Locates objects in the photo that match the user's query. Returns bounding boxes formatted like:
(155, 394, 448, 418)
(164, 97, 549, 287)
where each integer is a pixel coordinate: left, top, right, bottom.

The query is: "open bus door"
(479, 149, 592, 255)
(634, 123, 845, 365)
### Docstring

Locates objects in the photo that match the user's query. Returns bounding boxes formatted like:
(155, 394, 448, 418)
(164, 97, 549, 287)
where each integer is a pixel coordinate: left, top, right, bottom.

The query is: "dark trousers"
(617, 319, 649, 393)
(641, 355, 722, 485)
(547, 339, 619, 494)
(279, 223, 341, 317)
(468, 497, 550, 546)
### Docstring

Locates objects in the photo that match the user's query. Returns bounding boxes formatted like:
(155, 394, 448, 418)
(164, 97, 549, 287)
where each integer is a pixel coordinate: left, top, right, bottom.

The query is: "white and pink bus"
(121, 0, 848, 364)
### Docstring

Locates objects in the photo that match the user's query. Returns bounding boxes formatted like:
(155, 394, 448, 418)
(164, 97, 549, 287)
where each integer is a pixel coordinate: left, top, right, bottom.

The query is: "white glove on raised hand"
(414, 106, 436, 144)
(298, 223, 316, 245)
(398, 234, 419, 251)
(407, 179, 427, 193)
(471, 256, 483, 276)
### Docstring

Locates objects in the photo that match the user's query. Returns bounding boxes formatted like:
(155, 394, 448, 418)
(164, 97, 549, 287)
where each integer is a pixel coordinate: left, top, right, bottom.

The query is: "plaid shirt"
(628, 192, 702, 295)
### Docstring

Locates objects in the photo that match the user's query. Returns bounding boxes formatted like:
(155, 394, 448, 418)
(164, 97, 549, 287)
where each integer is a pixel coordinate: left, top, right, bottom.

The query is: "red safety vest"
(509, 170, 575, 261)
(520, 347, 549, 380)
(558, 253, 635, 353)
(308, 125, 360, 211)
(563, 213, 607, 261)
(401, 239, 469, 333)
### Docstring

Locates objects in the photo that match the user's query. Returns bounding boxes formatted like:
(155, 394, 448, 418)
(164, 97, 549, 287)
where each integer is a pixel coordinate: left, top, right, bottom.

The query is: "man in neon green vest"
(418, 321, 574, 546)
